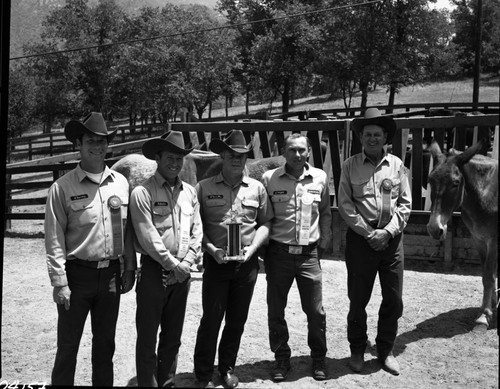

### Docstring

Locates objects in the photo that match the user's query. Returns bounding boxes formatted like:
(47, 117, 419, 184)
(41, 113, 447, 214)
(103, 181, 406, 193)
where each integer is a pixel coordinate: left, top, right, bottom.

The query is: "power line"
(10, 0, 383, 61)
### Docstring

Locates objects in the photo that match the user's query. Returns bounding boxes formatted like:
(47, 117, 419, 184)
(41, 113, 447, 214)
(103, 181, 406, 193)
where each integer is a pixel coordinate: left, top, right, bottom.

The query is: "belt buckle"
(288, 245, 302, 255)
(97, 259, 110, 269)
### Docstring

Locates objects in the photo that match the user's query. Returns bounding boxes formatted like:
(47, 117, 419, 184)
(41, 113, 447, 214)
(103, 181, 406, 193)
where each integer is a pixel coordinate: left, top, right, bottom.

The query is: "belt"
(72, 258, 120, 269)
(269, 240, 318, 255)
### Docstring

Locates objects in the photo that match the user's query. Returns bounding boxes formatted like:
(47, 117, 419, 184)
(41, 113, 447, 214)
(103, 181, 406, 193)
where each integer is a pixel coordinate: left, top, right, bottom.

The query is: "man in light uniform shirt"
(261, 133, 332, 382)
(45, 112, 135, 386)
(338, 108, 412, 376)
(129, 130, 202, 387)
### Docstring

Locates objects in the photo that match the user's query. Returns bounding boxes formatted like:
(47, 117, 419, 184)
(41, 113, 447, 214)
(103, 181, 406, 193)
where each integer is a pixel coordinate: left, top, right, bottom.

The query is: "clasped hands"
(213, 245, 255, 264)
(366, 229, 391, 251)
(163, 260, 191, 286)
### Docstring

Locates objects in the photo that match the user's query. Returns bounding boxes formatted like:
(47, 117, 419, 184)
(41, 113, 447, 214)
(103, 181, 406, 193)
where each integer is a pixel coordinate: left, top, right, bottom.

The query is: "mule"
(426, 138, 498, 329)
(111, 149, 285, 190)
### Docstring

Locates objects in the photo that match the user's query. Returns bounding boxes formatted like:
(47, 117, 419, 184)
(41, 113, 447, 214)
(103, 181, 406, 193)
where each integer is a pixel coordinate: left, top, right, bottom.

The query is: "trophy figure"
(226, 209, 244, 262)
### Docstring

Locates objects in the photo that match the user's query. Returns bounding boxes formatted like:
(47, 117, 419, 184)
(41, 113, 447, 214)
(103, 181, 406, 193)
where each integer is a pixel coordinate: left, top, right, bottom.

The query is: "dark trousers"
(193, 252, 259, 381)
(265, 242, 327, 361)
(136, 256, 190, 387)
(345, 228, 404, 358)
(51, 261, 121, 386)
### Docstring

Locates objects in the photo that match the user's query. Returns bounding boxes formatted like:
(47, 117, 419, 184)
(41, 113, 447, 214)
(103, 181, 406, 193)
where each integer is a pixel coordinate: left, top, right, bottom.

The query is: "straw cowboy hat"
(351, 108, 397, 144)
(209, 130, 253, 154)
(142, 130, 194, 159)
(64, 112, 117, 144)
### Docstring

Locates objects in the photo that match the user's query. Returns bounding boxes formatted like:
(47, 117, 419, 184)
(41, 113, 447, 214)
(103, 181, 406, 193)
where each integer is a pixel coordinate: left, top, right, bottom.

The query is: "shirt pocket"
(69, 198, 99, 227)
(241, 198, 259, 222)
(152, 206, 172, 235)
(351, 178, 372, 199)
(270, 194, 291, 215)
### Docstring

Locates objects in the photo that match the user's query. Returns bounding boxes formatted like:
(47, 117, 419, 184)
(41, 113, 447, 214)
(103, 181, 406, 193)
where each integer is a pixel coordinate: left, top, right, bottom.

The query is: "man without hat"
(129, 130, 203, 387)
(45, 112, 136, 386)
(261, 133, 332, 382)
(193, 130, 273, 388)
(338, 108, 412, 375)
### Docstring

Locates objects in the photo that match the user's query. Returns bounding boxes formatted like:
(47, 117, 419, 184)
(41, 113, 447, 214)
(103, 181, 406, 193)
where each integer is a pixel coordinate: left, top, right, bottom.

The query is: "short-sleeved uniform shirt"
(262, 163, 332, 246)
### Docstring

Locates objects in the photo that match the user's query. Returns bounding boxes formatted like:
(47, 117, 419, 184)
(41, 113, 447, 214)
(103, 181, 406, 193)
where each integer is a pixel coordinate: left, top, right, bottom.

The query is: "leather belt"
(72, 258, 119, 269)
(269, 240, 318, 255)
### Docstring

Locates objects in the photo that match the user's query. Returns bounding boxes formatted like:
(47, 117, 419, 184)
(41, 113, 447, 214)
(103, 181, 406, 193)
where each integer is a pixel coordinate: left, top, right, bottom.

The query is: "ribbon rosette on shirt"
(297, 192, 314, 246)
(225, 208, 244, 262)
(378, 178, 393, 228)
(108, 195, 124, 257)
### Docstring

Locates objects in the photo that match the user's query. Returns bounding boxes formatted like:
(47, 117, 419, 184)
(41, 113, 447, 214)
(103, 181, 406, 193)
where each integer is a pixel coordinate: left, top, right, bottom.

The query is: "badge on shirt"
(154, 201, 169, 206)
(273, 190, 287, 195)
(71, 194, 88, 201)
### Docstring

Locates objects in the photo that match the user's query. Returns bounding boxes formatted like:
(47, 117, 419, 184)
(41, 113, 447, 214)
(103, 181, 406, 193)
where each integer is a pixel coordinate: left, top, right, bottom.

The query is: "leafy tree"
(7, 63, 37, 138)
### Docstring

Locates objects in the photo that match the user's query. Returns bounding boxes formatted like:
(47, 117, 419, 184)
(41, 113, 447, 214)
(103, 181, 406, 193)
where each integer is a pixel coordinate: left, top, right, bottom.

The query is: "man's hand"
(121, 270, 136, 294)
(53, 286, 71, 310)
(242, 245, 257, 262)
(366, 229, 391, 251)
(172, 261, 191, 283)
(213, 248, 228, 264)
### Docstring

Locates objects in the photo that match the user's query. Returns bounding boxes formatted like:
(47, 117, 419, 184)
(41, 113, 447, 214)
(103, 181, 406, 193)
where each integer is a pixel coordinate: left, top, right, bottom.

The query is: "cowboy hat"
(64, 112, 117, 144)
(209, 130, 253, 154)
(351, 108, 397, 144)
(142, 130, 194, 159)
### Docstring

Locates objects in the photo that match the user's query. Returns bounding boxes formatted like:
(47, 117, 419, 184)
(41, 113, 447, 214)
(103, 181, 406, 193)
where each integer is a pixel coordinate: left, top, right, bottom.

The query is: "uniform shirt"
(45, 164, 131, 287)
(262, 163, 332, 246)
(196, 172, 273, 249)
(129, 171, 202, 270)
(338, 150, 412, 239)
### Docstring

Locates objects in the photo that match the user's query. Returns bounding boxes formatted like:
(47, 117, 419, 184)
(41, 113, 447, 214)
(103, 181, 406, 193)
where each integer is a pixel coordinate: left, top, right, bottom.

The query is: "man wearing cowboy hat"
(338, 107, 412, 375)
(129, 130, 203, 387)
(45, 112, 136, 386)
(261, 133, 332, 382)
(193, 130, 272, 388)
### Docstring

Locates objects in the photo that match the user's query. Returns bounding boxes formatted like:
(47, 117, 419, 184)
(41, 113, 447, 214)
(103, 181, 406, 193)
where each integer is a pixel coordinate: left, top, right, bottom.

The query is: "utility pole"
(472, 0, 483, 107)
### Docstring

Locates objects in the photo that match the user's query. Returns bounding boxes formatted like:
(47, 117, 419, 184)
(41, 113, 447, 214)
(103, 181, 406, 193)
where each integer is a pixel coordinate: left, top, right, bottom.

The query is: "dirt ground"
(1, 219, 498, 388)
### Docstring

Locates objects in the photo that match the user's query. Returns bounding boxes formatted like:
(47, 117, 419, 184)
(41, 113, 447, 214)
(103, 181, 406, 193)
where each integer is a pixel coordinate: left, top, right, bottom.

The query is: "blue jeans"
(345, 229, 404, 358)
(51, 261, 121, 386)
(265, 241, 327, 361)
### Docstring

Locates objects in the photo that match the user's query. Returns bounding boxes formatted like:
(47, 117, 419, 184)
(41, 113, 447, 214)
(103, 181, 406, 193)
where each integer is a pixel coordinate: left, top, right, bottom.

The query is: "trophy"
(225, 209, 244, 262)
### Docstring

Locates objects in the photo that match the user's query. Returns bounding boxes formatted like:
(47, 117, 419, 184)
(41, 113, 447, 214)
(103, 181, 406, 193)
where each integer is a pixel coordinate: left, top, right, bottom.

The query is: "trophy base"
(225, 255, 245, 262)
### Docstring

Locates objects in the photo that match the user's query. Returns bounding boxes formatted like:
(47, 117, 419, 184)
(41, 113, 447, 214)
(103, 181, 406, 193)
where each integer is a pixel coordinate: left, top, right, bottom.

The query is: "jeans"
(51, 260, 121, 386)
(135, 256, 190, 387)
(265, 241, 327, 361)
(193, 252, 259, 381)
(345, 228, 404, 358)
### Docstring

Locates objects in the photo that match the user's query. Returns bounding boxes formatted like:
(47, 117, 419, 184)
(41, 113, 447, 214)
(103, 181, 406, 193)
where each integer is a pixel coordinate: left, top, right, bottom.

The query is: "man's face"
(283, 136, 310, 171)
(156, 150, 184, 183)
(221, 150, 247, 175)
(360, 124, 387, 154)
(76, 133, 108, 164)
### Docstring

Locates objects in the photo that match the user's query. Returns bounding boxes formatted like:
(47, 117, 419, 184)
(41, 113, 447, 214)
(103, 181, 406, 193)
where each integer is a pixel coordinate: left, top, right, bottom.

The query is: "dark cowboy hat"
(64, 112, 117, 144)
(209, 129, 253, 154)
(142, 130, 194, 160)
(351, 108, 397, 144)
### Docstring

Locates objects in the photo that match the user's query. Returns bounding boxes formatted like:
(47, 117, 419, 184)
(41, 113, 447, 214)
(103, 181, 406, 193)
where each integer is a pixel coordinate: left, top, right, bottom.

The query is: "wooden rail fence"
(5, 113, 499, 268)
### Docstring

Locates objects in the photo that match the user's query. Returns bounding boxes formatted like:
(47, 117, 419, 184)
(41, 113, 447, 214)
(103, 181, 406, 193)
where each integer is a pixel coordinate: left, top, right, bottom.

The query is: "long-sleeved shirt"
(338, 150, 412, 238)
(44, 164, 132, 287)
(129, 170, 202, 270)
(196, 172, 273, 249)
(262, 163, 332, 246)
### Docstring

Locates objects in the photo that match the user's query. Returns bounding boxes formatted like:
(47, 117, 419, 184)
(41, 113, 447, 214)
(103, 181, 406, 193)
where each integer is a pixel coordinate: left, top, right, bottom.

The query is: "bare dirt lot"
(1, 219, 498, 388)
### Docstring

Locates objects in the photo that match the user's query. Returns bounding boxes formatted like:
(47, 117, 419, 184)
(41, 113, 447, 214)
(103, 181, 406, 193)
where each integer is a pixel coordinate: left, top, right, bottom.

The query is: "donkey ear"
(454, 137, 488, 167)
(429, 141, 447, 167)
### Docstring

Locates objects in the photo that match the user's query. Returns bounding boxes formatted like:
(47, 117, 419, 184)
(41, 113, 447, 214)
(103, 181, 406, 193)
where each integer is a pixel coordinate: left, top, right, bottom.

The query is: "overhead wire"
(10, 0, 383, 61)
